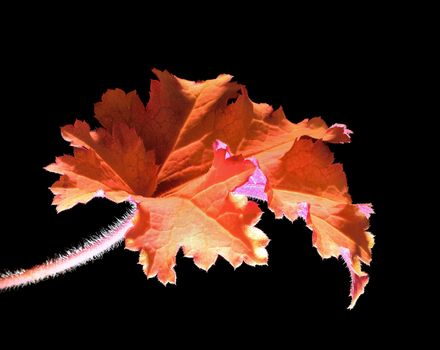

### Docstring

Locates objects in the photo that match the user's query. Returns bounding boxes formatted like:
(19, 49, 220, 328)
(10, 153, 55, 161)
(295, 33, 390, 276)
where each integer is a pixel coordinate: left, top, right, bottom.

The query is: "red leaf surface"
(46, 69, 374, 308)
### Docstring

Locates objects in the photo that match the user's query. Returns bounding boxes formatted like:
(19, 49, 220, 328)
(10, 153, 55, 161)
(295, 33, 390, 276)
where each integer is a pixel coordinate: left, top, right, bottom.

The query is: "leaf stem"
(0, 205, 136, 290)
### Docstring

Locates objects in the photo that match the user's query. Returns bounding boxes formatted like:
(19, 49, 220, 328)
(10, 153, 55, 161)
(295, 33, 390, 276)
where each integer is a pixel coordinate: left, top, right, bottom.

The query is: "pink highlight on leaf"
(340, 247, 369, 309)
(357, 203, 374, 219)
(327, 123, 353, 143)
(213, 139, 232, 158)
(331, 123, 353, 137)
(95, 189, 105, 198)
(214, 139, 268, 201)
(233, 163, 268, 201)
(297, 202, 310, 221)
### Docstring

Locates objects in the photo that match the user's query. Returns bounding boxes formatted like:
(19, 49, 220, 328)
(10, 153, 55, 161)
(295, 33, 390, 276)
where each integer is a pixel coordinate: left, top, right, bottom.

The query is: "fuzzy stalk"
(0, 207, 136, 290)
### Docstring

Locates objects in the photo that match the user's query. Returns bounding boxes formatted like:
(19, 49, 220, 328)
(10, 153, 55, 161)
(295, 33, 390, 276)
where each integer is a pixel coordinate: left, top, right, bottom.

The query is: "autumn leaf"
(46, 120, 158, 212)
(42, 69, 374, 308)
(125, 147, 268, 284)
(250, 138, 373, 308)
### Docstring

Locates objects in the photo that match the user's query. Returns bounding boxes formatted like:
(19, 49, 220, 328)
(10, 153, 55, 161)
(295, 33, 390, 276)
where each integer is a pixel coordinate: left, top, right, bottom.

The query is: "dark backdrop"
(0, 32, 402, 341)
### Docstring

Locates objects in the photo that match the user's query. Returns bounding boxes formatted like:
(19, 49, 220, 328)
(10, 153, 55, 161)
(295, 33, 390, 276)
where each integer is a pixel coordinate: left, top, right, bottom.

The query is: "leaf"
(216, 137, 374, 307)
(47, 69, 373, 308)
(125, 148, 268, 284)
(46, 120, 158, 212)
(340, 247, 370, 309)
(95, 70, 240, 195)
(261, 139, 374, 308)
(95, 72, 350, 197)
(265, 139, 351, 220)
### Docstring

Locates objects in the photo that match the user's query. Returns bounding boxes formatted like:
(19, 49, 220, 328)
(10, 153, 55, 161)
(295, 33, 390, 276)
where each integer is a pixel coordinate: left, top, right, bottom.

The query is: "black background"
(0, 14, 410, 343)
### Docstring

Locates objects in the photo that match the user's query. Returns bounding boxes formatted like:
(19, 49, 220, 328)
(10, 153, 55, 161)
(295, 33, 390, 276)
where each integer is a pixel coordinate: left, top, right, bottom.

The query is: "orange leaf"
(265, 139, 351, 220)
(45, 69, 373, 308)
(46, 120, 158, 211)
(95, 71, 350, 197)
(95, 70, 240, 194)
(125, 148, 268, 284)
(262, 138, 373, 307)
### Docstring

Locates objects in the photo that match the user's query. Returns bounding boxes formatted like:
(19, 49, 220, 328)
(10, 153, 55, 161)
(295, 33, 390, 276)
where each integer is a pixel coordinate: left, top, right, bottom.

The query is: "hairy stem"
(0, 205, 136, 290)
